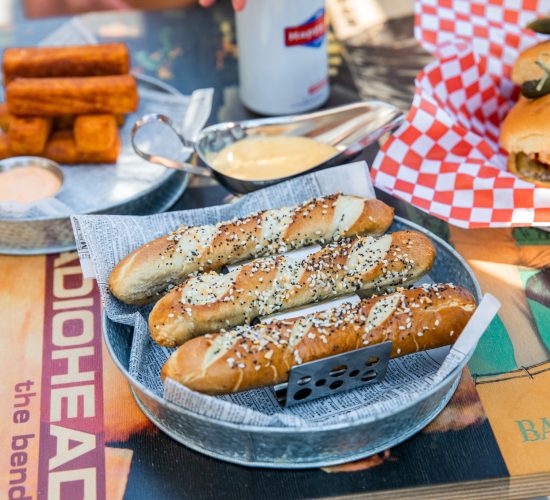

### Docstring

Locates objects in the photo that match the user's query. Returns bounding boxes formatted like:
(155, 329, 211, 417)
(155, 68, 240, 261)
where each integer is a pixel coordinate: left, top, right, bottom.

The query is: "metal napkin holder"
(274, 342, 392, 408)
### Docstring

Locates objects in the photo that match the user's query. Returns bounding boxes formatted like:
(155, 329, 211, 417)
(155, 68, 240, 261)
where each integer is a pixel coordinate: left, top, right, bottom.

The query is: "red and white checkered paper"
(372, 0, 550, 227)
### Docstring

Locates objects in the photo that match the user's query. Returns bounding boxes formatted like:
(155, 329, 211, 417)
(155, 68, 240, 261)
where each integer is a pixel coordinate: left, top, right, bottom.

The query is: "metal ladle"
(131, 101, 404, 194)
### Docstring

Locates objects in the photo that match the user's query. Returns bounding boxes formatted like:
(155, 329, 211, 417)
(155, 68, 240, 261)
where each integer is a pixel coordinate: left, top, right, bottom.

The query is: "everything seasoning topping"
(163, 231, 433, 347)
(200, 284, 470, 372)
(160, 194, 350, 266)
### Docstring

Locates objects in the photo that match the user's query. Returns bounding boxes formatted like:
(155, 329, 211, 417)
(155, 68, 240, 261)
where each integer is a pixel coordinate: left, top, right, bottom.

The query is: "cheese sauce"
(0, 165, 61, 203)
(211, 136, 338, 181)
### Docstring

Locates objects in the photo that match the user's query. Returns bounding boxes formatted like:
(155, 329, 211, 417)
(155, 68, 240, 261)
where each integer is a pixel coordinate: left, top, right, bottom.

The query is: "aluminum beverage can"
(235, 0, 329, 115)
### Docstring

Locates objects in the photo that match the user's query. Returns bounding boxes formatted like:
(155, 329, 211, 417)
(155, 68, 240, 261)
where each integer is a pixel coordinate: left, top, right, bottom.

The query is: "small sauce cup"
(0, 156, 64, 204)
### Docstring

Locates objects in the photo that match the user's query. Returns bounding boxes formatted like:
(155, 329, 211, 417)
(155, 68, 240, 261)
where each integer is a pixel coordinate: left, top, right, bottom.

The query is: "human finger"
(232, 0, 246, 11)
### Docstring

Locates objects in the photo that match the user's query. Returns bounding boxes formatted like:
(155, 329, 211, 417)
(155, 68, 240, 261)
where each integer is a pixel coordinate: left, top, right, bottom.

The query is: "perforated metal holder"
(274, 342, 392, 407)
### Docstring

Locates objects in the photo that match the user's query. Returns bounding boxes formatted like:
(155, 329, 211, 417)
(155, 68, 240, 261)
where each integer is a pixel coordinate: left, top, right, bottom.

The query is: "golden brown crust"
(511, 40, 550, 85)
(74, 114, 118, 153)
(43, 130, 120, 165)
(0, 103, 10, 132)
(161, 285, 476, 395)
(283, 193, 339, 242)
(149, 230, 435, 347)
(345, 198, 394, 236)
(0, 134, 11, 159)
(109, 236, 176, 305)
(199, 216, 262, 269)
(7, 115, 52, 155)
(6, 75, 138, 116)
(2, 43, 130, 81)
(109, 195, 395, 305)
(501, 95, 550, 155)
(501, 91, 550, 185)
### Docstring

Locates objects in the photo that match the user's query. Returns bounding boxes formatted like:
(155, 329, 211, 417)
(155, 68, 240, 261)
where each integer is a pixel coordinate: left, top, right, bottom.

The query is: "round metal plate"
(101, 216, 482, 468)
(0, 75, 190, 255)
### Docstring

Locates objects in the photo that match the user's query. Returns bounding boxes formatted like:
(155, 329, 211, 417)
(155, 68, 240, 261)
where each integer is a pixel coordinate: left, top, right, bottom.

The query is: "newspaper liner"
(0, 19, 214, 227)
(72, 162, 497, 427)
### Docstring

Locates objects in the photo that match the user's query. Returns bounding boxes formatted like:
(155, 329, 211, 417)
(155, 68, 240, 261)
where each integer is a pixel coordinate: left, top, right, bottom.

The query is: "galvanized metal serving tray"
(0, 76, 189, 255)
(102, 216, 482, 469)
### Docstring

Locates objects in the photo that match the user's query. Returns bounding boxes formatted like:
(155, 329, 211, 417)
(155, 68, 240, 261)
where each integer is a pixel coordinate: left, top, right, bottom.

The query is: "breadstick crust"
(161, 285, 476, 395)
(109, 194, 394, 305)
(150, 230, 435, 347)
(6, 75, 138, 116)
(3, 43, 130, 81)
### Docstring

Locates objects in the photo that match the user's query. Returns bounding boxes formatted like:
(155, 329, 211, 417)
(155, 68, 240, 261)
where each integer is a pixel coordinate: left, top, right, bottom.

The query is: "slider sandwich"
(501, 94, 550, 187)
(511, 40, 550, 88)
(500, 39, 550, 187)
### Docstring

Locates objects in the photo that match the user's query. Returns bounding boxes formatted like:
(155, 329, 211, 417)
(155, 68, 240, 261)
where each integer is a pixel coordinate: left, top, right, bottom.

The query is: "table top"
(0, 2, 549, 499)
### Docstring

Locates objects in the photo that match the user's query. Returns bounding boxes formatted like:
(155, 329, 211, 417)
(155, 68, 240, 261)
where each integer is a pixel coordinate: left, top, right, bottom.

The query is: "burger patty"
(516, 153, 550, 182)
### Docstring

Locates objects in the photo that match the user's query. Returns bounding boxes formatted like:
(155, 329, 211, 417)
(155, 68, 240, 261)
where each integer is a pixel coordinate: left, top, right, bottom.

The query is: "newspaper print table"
(0, 2, 549, 499)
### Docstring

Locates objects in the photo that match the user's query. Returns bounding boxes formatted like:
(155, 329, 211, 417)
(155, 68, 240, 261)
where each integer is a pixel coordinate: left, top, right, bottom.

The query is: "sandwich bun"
(501, 94, 550, 154)
(511, 40, 550, 84)
(501, 95, 550, 188)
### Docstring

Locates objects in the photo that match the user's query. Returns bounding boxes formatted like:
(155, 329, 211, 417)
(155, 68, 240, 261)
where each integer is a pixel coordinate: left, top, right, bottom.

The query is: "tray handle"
(131, 113, 212, 178)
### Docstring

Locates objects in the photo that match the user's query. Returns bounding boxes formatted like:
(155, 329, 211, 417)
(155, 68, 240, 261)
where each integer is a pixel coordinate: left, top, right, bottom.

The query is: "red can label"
(284, 8, 326, 47)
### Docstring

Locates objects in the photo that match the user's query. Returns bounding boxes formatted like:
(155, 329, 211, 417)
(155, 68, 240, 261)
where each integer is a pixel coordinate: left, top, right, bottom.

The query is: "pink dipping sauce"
(0, 165, 61, 203)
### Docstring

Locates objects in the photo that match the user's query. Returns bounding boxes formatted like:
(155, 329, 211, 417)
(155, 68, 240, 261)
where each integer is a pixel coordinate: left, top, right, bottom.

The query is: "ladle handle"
(131, 113, 212, 178)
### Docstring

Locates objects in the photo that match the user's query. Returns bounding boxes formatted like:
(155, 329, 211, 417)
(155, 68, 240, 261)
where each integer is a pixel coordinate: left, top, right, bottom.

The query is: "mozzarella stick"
(74, 114, 117, 153)
(0, 134, 11, 159)
(3, 43, 130, 81)
(52, 114, 124, 131)
(44, 130, 120, 164)
(6, 75, 139, 116)
(0, 104, 10, 132)
(8, 115, 52, 155)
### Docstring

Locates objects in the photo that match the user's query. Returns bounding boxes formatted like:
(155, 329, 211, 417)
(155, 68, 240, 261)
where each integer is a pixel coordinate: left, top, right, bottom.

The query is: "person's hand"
(199, 0, 246, 11)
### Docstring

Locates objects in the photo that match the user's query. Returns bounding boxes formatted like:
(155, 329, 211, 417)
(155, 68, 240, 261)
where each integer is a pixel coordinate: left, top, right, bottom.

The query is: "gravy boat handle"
(131, 113, 213, 178)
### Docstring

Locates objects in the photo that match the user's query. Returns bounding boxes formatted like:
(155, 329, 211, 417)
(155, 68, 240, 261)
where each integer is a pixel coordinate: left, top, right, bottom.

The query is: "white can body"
(236, 0, 329, 116)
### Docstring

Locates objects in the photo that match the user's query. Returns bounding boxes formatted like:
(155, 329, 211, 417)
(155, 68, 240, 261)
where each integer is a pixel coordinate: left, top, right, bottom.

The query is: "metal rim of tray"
(129, 375, 461, 469)
(101, 214, 482, 468)
(0, 74, 189, 255)
(103, 306, 469, 435)
(0, 177, 188, 255)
